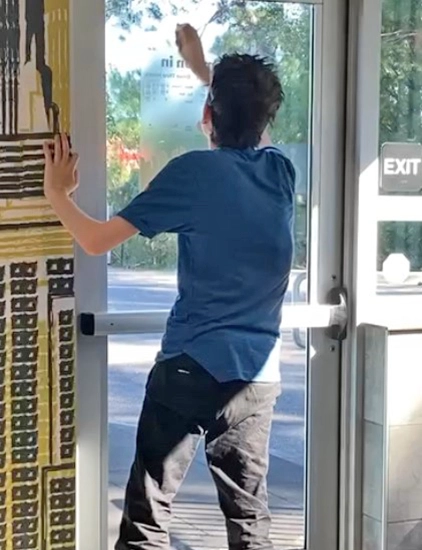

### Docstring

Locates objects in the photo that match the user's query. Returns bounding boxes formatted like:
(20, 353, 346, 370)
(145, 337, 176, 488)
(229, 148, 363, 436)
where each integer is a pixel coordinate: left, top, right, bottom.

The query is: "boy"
(44, 24, 295, 550)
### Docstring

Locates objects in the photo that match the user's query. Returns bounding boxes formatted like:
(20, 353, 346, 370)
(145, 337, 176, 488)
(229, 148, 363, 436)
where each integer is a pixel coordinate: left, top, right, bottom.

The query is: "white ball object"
(382, 253, 410, 284)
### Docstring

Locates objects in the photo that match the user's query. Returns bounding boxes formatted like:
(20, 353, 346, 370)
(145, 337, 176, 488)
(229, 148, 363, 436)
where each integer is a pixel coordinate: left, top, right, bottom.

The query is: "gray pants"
(116, 354, 280, 550)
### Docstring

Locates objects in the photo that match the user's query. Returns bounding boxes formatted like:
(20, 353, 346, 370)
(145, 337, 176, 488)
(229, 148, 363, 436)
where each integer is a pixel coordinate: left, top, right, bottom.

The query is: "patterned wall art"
(0, 1, 76, 549)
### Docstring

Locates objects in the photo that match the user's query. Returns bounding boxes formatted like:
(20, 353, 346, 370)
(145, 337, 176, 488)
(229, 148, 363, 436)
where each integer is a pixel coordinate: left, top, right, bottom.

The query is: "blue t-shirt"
(118, 147, 295, 382)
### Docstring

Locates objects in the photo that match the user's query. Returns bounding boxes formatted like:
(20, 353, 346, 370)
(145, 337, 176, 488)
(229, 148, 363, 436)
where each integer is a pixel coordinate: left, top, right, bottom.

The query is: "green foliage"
(210, 3, 311, 145)
(106, 64, 179, 269)
(107, 68, 142, 148)
(379, 0, 422, 145)
(106, 0, 199, 31)
(378, 0, 422, 269)
(107, 68, 142, 221)
(111, 231, 178, 269)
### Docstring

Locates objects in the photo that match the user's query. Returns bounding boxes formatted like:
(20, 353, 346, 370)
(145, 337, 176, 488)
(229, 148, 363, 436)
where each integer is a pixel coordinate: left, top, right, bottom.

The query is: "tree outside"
(378, 0, 422, 271)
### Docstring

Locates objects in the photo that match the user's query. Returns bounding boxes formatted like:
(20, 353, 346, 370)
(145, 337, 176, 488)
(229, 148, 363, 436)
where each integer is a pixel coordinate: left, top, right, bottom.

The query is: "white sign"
(140, 34, 209, 141)
(380, 143, 422, 193)
(141, 51, 207, 128)
(139, 37, 209, 185)
(383, 158, 421, 176)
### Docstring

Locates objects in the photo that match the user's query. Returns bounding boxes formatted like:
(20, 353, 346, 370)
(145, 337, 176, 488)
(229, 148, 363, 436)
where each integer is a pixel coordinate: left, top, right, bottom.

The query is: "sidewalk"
(108, 421, 305, 550)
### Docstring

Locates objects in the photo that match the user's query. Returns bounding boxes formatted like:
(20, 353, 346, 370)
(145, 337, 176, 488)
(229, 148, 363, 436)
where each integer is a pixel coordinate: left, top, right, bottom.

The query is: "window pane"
(377, 1, 422, 296)
(106, 2, 314, 548)
(106, 1, 311, 278)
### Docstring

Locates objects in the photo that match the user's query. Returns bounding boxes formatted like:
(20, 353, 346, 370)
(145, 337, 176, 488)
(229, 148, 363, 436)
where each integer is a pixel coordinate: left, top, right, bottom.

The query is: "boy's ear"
(202, 102, 212, 125)
(201, 103, 212, 138)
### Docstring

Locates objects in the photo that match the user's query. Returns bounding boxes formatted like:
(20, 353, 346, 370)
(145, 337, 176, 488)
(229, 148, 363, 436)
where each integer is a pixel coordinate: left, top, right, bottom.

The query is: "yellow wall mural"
(0, 1, 75, 549)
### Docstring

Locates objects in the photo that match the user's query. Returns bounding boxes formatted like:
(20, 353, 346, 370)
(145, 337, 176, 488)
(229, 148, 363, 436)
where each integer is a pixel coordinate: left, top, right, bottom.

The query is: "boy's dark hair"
(209, 53, 284, 149)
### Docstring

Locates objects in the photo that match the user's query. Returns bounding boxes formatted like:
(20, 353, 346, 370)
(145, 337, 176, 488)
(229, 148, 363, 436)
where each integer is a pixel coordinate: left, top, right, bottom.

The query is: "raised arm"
(176, 24, 211, 85)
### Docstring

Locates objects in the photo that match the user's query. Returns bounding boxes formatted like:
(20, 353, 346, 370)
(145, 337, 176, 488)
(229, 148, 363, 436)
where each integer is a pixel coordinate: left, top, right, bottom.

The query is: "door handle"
(80, 287, 348, 339)
(326, 286, 348, 341)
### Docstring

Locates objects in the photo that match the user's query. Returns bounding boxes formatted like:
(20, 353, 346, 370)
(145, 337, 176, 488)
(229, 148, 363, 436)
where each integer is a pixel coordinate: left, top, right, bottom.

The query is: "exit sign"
(380, 143, 422, 193)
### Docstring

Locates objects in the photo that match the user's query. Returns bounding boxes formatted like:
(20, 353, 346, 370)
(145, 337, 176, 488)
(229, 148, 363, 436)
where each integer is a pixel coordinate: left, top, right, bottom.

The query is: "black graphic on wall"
(0, 0, 60, 136)
(10, 261, 40, 550)
(5, 259, 76, 550)
(25, 0, 60, 133)
(0, 134, 52, 202)
(0, 266, 6, 550)
(0, 0, 21, 135)
(0, 1, 74, 548)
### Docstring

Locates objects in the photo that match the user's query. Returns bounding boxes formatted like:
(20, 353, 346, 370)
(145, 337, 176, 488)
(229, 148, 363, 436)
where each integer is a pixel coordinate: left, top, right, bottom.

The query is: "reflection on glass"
(377, 1, 422, 294)
(106, 2, 313, 548)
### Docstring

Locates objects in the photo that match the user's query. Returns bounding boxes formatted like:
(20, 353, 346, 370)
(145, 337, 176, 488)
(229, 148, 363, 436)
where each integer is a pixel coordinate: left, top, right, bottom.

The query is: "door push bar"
(80, 287, 348, 341)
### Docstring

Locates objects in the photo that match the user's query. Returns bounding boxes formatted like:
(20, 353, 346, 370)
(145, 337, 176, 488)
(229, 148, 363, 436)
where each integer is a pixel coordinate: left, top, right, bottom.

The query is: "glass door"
(72, 0, 347, 549)
(340, 2, 422, 549)
(106, 5, 312, 548)
(353, 0, 422, 328)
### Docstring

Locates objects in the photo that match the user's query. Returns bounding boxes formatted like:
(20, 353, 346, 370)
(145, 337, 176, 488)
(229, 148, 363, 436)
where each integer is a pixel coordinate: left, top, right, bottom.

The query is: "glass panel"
(377, 1, 422, 296)
(106, 2, 313, 548)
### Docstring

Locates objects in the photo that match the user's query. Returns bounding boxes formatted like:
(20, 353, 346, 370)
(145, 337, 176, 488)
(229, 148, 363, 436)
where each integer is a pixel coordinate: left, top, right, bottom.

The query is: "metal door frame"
(339, 2, 422, 550)
(339, 2, 384, 549)
(71, 1, 108, 548)
(71, 0, 348, 548)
